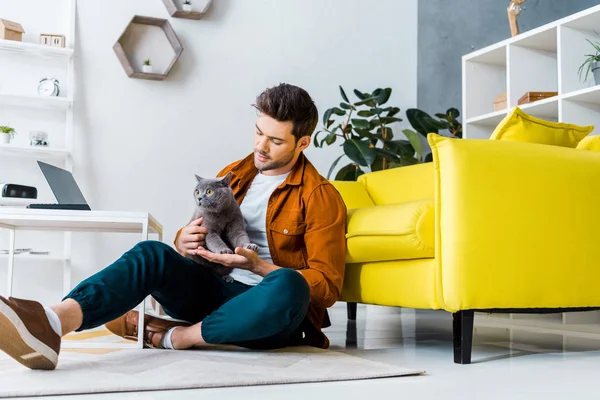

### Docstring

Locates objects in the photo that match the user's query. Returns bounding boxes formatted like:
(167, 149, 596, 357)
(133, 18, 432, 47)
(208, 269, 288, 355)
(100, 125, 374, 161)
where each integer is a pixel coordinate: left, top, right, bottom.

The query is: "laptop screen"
(37, 161, 88, 205)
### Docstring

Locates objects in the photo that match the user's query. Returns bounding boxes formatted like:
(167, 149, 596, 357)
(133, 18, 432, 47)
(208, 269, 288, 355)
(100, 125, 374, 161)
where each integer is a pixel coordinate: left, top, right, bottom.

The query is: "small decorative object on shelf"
(494, 92, 507, 111)
(507, 0, 527, 37)
(517, 91, 558, 105)
(113, 16, 183, 81)
(0, 19, 24, 41)
(29, 131, 48, 147)
(40, 33, 66, 48)
(0, 125, 16, 144)
(37, 77, 60, 97)
(162, 0, 212, 19)
(577, 38, 600, 85)
(142, 58, 153, 73)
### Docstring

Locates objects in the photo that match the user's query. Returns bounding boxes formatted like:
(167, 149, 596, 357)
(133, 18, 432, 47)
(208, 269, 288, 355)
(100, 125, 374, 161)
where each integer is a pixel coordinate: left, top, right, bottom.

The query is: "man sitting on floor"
(0, 83, 347, 370)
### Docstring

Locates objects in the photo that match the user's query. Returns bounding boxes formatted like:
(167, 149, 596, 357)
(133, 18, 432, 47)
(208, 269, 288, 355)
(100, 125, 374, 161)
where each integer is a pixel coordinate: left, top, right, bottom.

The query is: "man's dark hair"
(253, 83, 319, 142)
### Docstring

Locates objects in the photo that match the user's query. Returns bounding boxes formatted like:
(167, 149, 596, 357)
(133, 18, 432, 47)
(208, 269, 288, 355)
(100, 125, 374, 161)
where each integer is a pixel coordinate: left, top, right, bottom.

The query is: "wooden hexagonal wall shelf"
(162, 0, 212, 20)
(113, 16, 183, 81)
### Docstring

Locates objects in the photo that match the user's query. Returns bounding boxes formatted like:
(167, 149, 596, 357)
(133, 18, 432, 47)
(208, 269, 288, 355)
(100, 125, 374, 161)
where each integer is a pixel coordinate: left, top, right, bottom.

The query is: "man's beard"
(254, 149, 295, 172)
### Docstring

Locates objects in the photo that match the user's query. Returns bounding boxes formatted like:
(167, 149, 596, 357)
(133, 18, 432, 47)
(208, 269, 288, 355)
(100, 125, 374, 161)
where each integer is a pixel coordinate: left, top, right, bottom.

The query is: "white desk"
(0, 208, 163, 349)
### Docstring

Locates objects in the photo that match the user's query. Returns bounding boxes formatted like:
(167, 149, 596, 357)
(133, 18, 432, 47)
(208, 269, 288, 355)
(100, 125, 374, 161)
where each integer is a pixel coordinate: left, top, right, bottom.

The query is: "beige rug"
(0, 345, 423, 397)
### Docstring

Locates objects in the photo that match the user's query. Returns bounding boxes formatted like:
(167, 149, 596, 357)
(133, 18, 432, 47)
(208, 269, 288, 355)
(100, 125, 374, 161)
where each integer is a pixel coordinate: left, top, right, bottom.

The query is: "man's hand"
(195, 246, 280, 277)
(176, 217, 208, 256)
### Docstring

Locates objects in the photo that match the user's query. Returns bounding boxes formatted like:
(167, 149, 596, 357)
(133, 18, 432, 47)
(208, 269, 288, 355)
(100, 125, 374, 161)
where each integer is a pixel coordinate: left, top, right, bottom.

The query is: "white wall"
(1, 0, 418, 303)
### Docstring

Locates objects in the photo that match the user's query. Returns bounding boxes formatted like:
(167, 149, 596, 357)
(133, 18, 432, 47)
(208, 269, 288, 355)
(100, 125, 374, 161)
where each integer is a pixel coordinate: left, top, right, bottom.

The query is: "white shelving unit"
(463, 4, 600, 139)
(0, 0, 77, 297)
(462, 4, 600, 336)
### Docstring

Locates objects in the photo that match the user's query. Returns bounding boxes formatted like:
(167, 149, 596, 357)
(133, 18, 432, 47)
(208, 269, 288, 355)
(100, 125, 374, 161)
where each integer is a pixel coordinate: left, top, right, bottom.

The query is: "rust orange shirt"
(175, 152, 347, 348)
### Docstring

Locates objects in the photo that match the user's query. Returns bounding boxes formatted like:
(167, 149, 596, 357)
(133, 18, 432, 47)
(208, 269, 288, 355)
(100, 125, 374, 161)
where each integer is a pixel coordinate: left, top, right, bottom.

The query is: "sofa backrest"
(358, 162, 434, 205)
(329, 180, 374, 210)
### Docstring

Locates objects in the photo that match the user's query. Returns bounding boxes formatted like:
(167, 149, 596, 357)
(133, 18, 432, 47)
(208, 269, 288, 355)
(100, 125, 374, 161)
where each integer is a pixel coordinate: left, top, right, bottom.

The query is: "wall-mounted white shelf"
(0, 253, 67, 262)
(463, 4, 600, 139)
(0, 144, 71, 160)
(0, 93, 72, 110)
(0, 38, 73, 59)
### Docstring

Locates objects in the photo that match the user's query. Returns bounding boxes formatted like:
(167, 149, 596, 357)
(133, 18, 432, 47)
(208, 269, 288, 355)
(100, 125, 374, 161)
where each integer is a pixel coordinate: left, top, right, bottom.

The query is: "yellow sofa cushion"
(576, 135, 600, 152)
(357, 162, 434, 205)
(340, 259, 441, 310)
(490, 106, 593, 148)
(329, 180, 374, 209)
(345, 198, 434, 263)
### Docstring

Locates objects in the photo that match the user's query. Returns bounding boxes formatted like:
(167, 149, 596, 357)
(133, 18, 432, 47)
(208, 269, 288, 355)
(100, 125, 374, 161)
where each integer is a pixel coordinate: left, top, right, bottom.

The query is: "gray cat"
(188, 172, 259, 281)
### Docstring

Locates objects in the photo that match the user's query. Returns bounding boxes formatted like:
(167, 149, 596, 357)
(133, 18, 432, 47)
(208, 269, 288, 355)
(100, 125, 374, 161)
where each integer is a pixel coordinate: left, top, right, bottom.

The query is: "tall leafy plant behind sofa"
(314, 86, 463, 179)
(313, 86, 423, 181)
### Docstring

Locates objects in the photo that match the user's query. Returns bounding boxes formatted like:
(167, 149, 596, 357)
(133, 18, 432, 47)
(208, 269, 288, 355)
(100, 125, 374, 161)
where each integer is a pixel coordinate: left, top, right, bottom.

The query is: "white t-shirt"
(229, 171, 291, 286)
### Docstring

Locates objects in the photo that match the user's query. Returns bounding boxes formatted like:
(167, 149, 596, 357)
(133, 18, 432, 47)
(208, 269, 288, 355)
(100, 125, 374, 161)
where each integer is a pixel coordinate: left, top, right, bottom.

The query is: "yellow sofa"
(330, 133, 600, 364)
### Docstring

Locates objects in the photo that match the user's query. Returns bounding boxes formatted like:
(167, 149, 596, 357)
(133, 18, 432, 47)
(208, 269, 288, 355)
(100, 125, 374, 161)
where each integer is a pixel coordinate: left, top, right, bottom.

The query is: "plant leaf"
(402, 129, 423, 161)
(386, 107, 401, 117)
(331, 107, 346, 116)
(343, 139, 377, 166)
(335, 163, 365, 181)
(357, 110, 374, 117)
(351, 118, 371, 129)
(375, 147, 401, 162)
(339, 86, 349, 103)
(375, 88, 392, 105)
(406, 108, 448, 136)
(354, 97, 376, 106)
(340, 102, 352, 110)
(313, 131, 323, 148)
(353, 89, 366, 100)
(379, 116, 403, 124)
(327, 154, 346, 180)
(424, 152, 433, 163)
(386, 139, 415, 157)
(446, 108, 460, 120)
(322, 109, 333, 127)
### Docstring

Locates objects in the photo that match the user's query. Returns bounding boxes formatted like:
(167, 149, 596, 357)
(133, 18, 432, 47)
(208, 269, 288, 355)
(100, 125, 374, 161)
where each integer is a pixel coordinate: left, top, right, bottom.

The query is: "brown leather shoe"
(105, 310, 190, 349)
(0, 296, 61, 370)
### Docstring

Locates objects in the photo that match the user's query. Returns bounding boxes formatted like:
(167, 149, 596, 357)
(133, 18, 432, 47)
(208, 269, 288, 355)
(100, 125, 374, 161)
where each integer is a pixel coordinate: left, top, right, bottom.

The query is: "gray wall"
(417, 0, 600, 115)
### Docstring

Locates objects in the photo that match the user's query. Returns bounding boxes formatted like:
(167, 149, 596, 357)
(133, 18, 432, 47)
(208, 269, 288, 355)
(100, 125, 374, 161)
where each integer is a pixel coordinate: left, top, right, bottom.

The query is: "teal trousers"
(65, 240, 311, 349)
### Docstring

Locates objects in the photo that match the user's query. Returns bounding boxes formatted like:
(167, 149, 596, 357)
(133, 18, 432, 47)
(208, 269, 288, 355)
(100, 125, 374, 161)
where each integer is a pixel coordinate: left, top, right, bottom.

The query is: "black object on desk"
(26, 161, 92, 211)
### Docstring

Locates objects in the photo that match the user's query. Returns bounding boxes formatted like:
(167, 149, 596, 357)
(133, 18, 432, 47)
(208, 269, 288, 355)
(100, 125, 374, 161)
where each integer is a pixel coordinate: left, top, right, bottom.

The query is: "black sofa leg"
(453, 310, 474, 364)
(347, 302, 357, 321)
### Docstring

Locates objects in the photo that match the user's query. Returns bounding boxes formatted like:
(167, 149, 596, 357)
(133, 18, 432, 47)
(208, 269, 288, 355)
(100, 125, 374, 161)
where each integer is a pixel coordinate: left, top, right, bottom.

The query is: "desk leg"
(137, 221, 149, 349)
(6, 229, 15, 297)
(63, 232, 72, 295)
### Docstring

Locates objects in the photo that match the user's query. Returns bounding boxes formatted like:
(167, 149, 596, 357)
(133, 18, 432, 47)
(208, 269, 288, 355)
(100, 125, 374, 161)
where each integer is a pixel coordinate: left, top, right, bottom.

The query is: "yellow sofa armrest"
(576, 135, 600, 152)
(357, 162, 434, 205)
(329, 180, 374, 210)
(429, 134, 600, 312)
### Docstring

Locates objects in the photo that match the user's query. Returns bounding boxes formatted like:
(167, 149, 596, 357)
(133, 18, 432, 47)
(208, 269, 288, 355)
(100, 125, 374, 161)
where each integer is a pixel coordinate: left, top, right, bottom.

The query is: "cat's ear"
(220, 172, 232, 186)
(195, 174, 203, 182)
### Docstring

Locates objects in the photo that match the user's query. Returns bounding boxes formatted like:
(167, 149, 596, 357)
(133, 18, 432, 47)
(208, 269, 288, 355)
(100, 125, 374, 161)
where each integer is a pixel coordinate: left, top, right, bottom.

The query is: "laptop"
(27, 161, 91, 210)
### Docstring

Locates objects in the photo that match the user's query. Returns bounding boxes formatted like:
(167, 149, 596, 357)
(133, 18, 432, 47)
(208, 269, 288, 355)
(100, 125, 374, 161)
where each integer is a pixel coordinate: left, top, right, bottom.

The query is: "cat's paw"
(222, 275, 234, 283)
(218, 248, 234, 254)
(243, 243, 260, 253)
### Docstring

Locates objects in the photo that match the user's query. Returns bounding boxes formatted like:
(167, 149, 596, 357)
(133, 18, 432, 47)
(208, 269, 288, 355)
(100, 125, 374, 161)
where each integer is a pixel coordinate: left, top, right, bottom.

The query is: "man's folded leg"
(197, 268, 311, 350)
(0, 240, 232, 370)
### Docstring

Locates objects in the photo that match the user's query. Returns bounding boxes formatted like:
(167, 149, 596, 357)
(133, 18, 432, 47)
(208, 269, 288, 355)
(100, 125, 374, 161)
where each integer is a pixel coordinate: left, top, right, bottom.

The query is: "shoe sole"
(0, 299, 58, 370)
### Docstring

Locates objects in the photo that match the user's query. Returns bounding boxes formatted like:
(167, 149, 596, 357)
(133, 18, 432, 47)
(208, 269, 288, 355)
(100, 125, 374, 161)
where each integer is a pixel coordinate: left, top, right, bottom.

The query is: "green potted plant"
(0, 125, 16, 144)
(142, 58, 152, 74)
(404, 107, 463, 162)
(578, 39, 600, 85)
(183, 0, 193, 11)
(314, 86, 423, 181)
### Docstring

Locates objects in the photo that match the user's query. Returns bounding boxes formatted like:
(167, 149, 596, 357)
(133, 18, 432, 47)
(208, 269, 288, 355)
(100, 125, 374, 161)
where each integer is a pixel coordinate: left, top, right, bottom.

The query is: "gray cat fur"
(188, 172, 259, 280)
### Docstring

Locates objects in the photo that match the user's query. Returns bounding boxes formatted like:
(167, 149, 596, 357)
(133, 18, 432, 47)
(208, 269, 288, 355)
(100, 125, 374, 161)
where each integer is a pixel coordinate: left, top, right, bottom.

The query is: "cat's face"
(193, 172, 233, 212)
